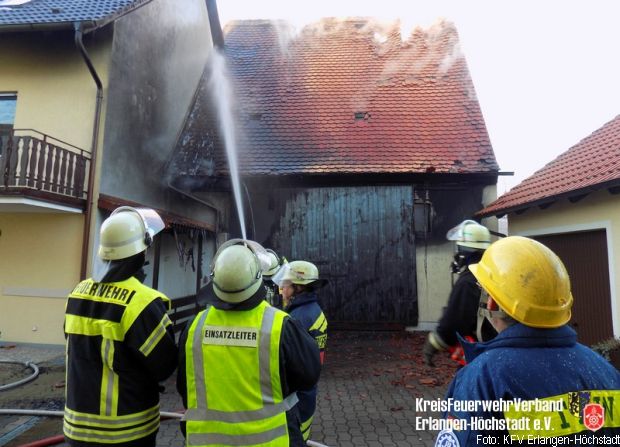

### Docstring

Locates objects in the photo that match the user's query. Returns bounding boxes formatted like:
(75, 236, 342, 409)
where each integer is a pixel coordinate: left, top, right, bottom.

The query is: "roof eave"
(0, 0, 153, 34)
(98, 193, 215, 232)
(241, 170, 500, 188)
(169, 170, 500, 192)
(476, 178, 620, 218)
(0, 20, 95, 33)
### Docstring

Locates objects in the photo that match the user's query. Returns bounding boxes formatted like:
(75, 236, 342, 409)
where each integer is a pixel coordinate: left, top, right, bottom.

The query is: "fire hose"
(1, 360, 329, 447)
(0, 360, 40, 391)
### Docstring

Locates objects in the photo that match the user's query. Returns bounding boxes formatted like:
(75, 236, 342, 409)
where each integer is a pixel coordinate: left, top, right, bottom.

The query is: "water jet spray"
(209, 49, 247, 240)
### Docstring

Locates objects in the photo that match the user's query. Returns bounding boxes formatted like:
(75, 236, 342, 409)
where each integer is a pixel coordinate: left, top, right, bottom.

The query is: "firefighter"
(176, 239, 321, 447)
(274, 260, 328, 443)
(264, 248, 285, 309)
(63, 207, 177, 447)
(435, 236, 620, 447)
(423, 219, 496, 366)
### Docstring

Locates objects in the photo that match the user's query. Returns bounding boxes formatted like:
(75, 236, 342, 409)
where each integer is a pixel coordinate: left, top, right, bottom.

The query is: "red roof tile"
(478, 115, 620, 217)
(224, 18, 498, 176)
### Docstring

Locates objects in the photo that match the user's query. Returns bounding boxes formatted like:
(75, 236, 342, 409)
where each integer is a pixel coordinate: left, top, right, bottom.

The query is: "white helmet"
(446, 219, 491, 250)
(210, 239, 272, 303)
(272, 260, 328, 289)
(263, 249, 281, 278)
(98, 207, 165, 261)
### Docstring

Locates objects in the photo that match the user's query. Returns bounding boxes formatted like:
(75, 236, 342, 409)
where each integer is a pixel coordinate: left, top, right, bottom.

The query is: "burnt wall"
(244, 179, 489, 326)
(421, 183, 491, 245)
(100, 0, 215, 224)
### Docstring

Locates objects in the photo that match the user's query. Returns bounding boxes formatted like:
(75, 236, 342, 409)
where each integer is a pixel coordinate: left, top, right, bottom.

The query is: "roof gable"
(172, 18, 498, 178)
(225, 18, 497, 176)
(0, 0, 151, 31)
(479, 115, 620, 217)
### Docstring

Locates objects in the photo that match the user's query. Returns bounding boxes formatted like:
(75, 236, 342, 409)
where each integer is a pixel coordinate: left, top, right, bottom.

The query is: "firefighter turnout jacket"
(64, 276, 177, 446)
(436, 323, 620, 446)
(284, 291, 328, 442)
(435, 268, 496, 348)
(177, 288, 321, 447)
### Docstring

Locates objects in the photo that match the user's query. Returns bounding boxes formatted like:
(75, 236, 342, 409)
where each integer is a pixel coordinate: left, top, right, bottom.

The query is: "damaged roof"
(173, 18, 498, 177)
(0, 0, 152, 32)
(478, 115, 620, 217)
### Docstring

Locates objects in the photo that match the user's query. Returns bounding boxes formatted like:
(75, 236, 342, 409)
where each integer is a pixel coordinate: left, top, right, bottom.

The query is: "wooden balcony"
(0, 129, 90, 210)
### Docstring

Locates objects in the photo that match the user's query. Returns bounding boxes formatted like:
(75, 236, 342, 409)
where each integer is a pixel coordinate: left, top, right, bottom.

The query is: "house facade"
(170, 18, 500, 329)
(0, 0, 222, 344)
(478, 115, 620, 354)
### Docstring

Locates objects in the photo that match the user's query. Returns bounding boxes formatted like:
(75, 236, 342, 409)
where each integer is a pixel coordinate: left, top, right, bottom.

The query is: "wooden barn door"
(533, 230, 614, 346)
(272, 185, 417, 328)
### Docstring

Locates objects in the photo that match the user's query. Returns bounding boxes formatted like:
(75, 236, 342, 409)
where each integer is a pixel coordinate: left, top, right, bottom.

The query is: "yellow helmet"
(98, 207, 165, 261)
(469, 236, 573, 328)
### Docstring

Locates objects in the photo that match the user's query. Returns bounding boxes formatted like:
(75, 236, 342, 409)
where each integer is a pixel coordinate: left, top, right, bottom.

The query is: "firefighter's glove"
(422, 337, 438, 367)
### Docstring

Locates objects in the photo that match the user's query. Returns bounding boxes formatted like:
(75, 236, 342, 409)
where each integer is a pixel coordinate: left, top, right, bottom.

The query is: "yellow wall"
(0, 31, 110, 150)
(508, 189, 620, 337)
(0, 213, 83, 344)
(0, 32, 112, 343)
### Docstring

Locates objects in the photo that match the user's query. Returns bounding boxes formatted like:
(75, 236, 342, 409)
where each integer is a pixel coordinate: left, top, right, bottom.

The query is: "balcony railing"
(0, 129, 91, 202)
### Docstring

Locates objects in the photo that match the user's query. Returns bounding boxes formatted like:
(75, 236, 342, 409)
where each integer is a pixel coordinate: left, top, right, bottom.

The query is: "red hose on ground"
(16, 434, 65, 447)
(14, 433, 329, 447)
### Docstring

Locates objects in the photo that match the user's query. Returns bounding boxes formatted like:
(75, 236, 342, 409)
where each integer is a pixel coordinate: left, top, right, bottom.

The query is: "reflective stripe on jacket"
(504, 389, 620, 437)
(64, 277, 173, 445)
(286, 292, 328, 360)
(184, 300, 297, 447)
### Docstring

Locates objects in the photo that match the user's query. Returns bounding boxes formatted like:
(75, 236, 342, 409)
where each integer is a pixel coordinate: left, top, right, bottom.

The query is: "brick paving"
(308, 331, 457, 447)
(1, 331, 459, 447)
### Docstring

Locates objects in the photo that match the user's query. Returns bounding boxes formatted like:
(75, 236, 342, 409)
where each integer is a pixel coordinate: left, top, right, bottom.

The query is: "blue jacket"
(285, 291, 328, 436)
(436, 323, 620, 446)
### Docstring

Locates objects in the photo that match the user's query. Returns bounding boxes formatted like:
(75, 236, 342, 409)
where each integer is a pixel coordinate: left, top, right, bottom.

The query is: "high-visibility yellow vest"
(184, 301, 298, 447)
(64, 277, 171, 444)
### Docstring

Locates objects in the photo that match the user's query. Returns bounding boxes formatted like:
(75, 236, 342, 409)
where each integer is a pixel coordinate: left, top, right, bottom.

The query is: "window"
(0, 93, 17, 135)
(354, 111, 370, 121)
(0, 93, 16, 156)
(413, 200, 433, 238)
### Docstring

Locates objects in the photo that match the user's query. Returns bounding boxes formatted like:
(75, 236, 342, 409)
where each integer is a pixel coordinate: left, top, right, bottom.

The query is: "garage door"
(534, 230, 614, 346)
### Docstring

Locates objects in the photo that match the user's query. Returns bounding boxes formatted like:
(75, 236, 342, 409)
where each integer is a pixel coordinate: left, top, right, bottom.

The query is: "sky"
(216, 0, 620, 194)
